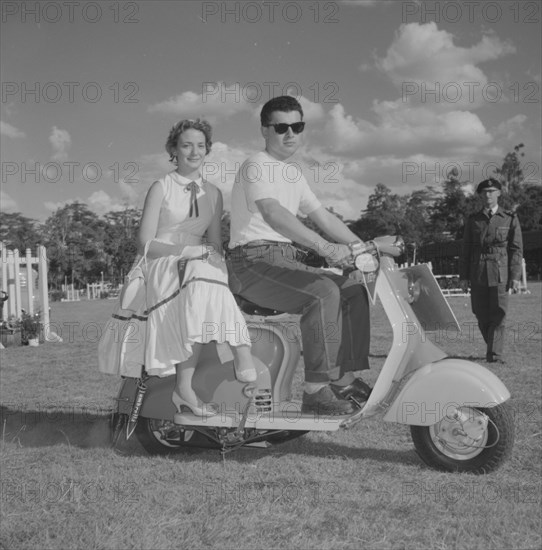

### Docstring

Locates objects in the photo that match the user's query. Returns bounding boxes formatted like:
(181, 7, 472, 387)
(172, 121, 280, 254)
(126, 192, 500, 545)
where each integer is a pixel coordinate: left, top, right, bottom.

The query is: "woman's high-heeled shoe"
(172, 390, 218, 417)
(234, 364, 257, 383)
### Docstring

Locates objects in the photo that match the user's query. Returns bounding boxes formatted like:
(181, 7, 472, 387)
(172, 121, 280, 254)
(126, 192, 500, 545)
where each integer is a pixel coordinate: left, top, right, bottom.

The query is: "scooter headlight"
(355, 253, 379, 273)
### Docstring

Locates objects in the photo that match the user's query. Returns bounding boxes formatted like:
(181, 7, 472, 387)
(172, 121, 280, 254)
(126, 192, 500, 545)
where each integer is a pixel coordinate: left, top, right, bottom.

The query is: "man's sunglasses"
(265, 122, 305, 135)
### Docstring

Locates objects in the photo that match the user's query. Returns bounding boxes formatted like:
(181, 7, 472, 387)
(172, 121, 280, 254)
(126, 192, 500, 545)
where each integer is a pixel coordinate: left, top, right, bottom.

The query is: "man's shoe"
(302, 386, 355, 416)
(487, 355, 506, 364)
(331, 378, 372, 405)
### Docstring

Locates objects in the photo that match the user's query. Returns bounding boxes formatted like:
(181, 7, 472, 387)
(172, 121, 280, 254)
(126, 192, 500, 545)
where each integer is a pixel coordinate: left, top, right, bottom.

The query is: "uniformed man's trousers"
(470, 283, 508, 361)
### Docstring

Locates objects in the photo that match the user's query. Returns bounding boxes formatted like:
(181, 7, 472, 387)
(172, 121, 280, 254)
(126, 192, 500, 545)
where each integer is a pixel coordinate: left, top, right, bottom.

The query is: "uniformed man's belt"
(481, 245, 505, 253)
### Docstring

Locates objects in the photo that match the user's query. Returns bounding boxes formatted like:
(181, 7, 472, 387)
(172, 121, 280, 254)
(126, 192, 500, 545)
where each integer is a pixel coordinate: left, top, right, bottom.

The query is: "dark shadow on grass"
(202, 438, 420, 468)
(0, 404, 421, 467)
(0, 405, 113, 449)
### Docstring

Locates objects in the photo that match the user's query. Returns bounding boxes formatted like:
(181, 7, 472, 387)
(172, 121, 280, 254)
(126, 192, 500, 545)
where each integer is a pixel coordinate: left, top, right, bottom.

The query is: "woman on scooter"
(137, 118, 255, 417)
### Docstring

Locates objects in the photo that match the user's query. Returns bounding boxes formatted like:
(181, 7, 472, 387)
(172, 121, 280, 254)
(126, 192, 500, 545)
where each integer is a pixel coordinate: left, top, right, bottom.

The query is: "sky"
(1, 0, 541, 223)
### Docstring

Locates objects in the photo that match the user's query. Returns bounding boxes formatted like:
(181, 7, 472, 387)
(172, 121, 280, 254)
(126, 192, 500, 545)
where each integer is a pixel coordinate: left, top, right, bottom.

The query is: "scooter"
(110, 236, 514, 474)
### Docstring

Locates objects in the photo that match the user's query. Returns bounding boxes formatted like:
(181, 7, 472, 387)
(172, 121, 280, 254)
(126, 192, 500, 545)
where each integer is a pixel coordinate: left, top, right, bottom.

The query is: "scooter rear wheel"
(134, 417, 219, 455)
(410, 403, 514, 474)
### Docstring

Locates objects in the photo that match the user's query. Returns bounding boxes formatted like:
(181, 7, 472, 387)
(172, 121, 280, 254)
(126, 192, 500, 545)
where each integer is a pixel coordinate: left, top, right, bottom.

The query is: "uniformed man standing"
(460, 178, 523, 363)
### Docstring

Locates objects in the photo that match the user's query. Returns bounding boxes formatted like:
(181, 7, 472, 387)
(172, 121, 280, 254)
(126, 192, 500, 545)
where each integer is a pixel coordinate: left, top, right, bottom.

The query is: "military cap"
(477, 178, 502, 193)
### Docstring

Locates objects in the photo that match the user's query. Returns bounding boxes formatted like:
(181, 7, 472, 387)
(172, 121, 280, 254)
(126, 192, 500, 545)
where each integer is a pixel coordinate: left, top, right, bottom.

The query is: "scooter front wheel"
(410, 403, 514, 474)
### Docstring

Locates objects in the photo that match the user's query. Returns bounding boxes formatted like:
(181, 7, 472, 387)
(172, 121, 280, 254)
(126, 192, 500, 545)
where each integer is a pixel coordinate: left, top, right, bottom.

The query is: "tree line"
(1, 145, 540, 288)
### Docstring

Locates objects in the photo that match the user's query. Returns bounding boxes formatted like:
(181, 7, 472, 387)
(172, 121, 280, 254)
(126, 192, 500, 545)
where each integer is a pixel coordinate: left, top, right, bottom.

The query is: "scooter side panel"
(136, 335, 282, 421)
(138, 344, 272, 420)
(383, 358, 511, 425)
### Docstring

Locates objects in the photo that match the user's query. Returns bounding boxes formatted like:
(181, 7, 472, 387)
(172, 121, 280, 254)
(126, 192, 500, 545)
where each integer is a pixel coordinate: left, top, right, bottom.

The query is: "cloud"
(44, 199, 75, 213)
(323, 102, 492, 157)
(203, 141, 257, 210)
(298, 95, 325, 122)
(1, 121, 25, 139)
(118, 152, 172, 208)
(301, 23, 518, 160)
(376, 22, 515, 109)
(526, 69, 541, 85)
(289, 120, 513, 220)
(150, 86, 324, 127)
(138, 152, 172, 175)
(119, 179, 140, 204)
(304, 21, 522, 202)
(281, 145, 374, 221)
(0, 190, 18, 212)
(495, 114, 527, 142)
(43, 192, 127, 217)
(49, 126, 71, 161)
(340, 0, 380, 6)
(87, 190, 126, 216)
(148, 82, 254, 120)
(295, 145, 468, 220)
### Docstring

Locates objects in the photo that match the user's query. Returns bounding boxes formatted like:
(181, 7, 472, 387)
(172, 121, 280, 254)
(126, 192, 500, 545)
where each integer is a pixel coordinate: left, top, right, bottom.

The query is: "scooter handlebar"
(369, 235, 405, 258)
(348, 235, 404, 274)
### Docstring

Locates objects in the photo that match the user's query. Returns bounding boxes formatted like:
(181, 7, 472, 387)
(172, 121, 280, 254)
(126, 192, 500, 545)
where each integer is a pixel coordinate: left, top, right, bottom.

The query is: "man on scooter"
(227, 95, 372, 416)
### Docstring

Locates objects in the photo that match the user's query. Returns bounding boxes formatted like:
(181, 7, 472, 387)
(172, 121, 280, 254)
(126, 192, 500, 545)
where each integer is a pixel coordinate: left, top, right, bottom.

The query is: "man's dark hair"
(260, 95, 304, 127)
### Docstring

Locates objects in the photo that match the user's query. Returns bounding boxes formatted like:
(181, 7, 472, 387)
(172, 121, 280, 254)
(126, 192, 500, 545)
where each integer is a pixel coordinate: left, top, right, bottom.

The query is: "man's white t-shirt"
(229, 151, 322, 247)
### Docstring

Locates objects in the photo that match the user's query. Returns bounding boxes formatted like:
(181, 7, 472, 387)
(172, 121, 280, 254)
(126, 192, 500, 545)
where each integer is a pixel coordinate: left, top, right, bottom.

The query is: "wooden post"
(25, 248, 34, 315)
(38, 245, 50, 327)
(13, 249, 22, 318)
(1, 244, 7, 321)
(7, 250, 16, 318)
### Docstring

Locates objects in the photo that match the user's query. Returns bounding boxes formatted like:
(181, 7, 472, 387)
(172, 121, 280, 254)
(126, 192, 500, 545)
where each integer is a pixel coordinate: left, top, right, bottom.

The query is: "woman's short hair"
(166, 118, 213, 162)
(260, 96, 304, 127)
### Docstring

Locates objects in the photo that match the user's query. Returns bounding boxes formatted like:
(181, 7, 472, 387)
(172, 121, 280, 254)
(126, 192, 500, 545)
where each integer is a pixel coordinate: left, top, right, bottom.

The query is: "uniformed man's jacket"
(460, 207, 523, 286)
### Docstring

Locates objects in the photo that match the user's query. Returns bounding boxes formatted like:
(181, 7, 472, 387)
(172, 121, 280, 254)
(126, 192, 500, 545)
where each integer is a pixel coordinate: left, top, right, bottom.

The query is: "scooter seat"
(234, 295, 285, 317)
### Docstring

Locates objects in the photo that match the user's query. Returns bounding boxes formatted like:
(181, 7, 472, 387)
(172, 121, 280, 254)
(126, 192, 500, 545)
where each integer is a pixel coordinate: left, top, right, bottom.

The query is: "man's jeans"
(227, 243, 370, 383)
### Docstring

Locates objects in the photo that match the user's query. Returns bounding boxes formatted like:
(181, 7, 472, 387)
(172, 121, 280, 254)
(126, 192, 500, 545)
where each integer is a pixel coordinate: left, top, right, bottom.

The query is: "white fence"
(0, 243, 50, 326)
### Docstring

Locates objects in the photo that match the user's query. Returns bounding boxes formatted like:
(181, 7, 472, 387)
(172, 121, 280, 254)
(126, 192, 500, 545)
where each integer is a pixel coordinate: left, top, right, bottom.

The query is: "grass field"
(1, 284, 541, 550)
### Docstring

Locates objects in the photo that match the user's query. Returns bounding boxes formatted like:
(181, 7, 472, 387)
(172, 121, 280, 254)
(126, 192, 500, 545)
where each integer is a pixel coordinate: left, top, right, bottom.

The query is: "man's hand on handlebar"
(321, 243, 353, 268)
(319, 236, 405, 269)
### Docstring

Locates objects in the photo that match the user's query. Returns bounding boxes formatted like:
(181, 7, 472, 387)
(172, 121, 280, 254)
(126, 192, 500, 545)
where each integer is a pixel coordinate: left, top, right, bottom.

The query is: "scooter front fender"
(383, 358, 511, 426)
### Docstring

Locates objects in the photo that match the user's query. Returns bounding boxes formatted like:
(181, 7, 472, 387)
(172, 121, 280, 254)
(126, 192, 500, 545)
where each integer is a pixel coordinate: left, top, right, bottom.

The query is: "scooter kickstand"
(235, 383, 257, 436)
(220, 383, 258, 459)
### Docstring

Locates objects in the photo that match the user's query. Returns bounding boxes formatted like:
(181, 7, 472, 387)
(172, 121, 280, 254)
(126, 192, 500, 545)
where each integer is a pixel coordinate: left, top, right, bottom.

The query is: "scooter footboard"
(383, 359, 511, 426)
